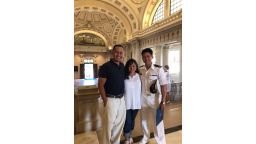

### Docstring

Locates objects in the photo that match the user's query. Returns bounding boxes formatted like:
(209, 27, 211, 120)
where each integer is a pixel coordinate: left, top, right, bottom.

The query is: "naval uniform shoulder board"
(139, 65, 144, 68)
(154, 64, 162, 68)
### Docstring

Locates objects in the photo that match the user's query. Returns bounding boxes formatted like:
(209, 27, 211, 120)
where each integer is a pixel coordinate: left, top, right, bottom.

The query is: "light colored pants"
(140, 106, 166, 144)
(100, 97, 126, 144)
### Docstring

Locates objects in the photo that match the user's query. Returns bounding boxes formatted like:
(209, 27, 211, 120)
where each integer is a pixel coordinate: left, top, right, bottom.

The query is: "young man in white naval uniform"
(139, 48, 168, 144)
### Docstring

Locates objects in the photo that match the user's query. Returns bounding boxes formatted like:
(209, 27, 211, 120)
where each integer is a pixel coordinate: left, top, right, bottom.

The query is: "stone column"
(122, 43, 131, 63)
(179, 43, 182, 82)
(162, 45, 169, 67)
(131, 40, 142, 66)
(154, 45, 162, 65)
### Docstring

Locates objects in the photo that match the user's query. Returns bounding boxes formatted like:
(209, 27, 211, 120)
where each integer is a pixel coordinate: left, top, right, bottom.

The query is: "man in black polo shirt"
(98, 44, 126, 144)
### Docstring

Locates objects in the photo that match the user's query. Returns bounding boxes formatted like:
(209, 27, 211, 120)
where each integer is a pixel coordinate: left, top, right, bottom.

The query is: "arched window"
(152, 0, 165, 24)
(170, 0, 182, 15)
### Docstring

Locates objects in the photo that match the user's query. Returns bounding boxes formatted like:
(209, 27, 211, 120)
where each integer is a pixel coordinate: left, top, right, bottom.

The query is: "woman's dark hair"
(124, 59, 140, 79)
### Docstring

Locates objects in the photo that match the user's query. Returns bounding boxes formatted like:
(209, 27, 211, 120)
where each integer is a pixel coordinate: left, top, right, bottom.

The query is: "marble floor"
(75, 100, 182, 144)
(130, 101, 182, 138)
(141, 130, 182, 144)
(74, 130, 182, 144)
(75, 131, 99, 144)
(75, 98, 182, 133)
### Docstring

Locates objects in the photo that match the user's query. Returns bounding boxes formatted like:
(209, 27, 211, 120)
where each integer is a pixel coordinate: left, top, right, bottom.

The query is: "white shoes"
(138, 140, 149, 144)
(124, 138, 133, 144)
(138, 142, 148, 144)
(129, 138, 133, 144)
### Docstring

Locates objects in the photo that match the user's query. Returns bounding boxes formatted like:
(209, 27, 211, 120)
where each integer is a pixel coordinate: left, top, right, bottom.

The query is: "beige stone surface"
(146, 130, 182, 144)
(75, 131, 99, 144)
(74, 130, 182, 144)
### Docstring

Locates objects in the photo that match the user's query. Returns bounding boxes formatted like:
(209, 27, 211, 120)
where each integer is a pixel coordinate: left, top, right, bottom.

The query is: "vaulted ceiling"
(74, 0, 159, 49)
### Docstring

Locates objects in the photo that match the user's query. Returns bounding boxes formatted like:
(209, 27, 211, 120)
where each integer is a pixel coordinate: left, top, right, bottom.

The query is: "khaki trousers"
(100, 97, 126, 144)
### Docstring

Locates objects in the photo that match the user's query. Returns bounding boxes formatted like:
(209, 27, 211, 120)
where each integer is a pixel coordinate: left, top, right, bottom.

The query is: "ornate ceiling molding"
(74, 0, 182, 49)
(74, 30, 109, 47)
(132, 10, 182, 39)
(74, 33, 105, 46)
(74, 0, 140, 45)
(91, 0, 140, 31)
(75, 0, 133, 34)
(74, 45, 108, 52)
(142, 0, 165, 29)
(131, 0, 144, 4)
(74, 9, 120, 46)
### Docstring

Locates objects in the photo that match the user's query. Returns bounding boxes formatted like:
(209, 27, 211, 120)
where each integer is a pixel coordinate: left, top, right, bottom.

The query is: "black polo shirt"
(98, 59, 125, 95)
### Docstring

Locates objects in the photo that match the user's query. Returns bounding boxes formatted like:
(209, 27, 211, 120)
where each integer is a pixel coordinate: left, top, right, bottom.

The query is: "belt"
(106, 94, 124, 98)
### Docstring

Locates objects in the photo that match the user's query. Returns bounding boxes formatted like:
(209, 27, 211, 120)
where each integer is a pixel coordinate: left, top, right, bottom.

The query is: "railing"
(170, 82, 182, 101)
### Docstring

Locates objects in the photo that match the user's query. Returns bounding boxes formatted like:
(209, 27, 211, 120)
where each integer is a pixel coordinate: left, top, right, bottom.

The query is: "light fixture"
(79, 54, 84, 62)
(92, 54, 98, 63)
(93, 54, 98, 59)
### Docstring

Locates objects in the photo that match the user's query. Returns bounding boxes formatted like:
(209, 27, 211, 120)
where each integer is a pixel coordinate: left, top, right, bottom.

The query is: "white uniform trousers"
(100, 97, 126, 144)
(140, 106, 166, 144)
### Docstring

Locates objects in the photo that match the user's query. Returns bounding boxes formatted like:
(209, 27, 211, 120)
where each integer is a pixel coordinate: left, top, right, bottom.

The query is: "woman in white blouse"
(123, 59, 141, 144)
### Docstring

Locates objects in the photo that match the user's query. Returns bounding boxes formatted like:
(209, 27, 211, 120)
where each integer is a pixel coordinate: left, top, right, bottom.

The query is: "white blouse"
(124, 73, 141, 110)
